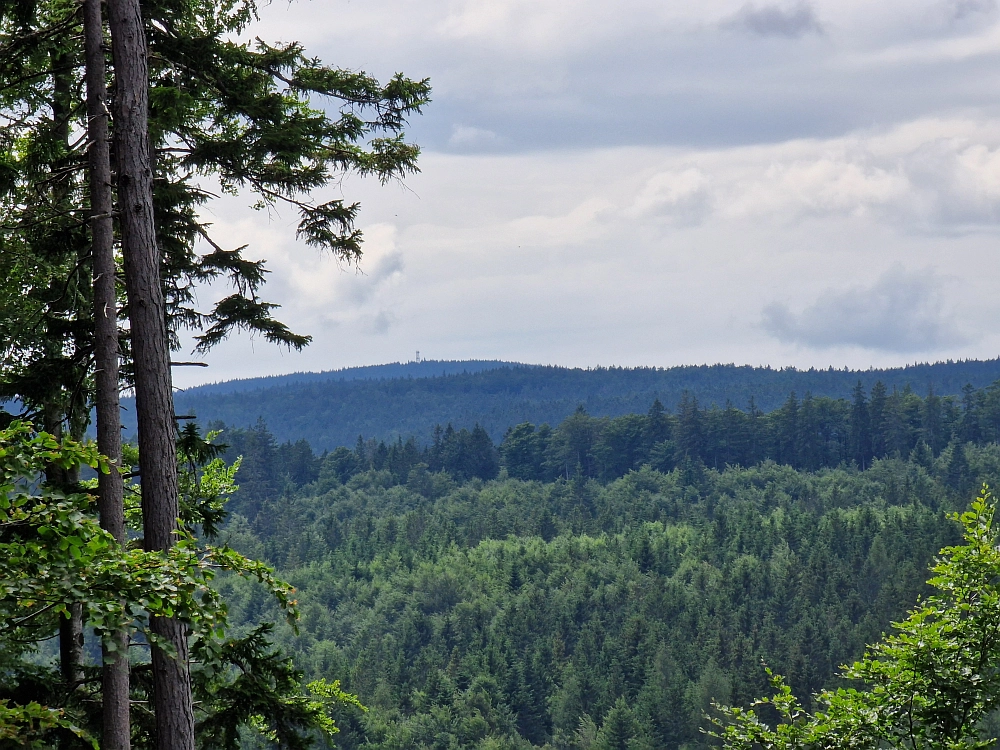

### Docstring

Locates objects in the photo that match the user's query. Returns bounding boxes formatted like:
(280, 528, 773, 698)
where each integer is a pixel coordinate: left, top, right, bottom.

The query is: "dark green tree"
(675, 391, 706, 465)
(869, 380, 888, 459)
(501, 422, 544, 481)
(850, 380, 872, 468)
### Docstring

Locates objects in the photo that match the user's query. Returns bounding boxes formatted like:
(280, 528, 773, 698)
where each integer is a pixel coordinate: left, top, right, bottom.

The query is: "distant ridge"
(182, 359, 527, 396)
(122, 358, 1000, 450)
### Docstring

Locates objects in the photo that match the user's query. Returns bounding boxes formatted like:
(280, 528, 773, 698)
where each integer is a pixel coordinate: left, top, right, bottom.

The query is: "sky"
(177, 0, 1000, 388)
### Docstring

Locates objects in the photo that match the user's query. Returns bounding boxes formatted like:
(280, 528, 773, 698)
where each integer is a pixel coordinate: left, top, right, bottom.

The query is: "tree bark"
(105, 0, 194, 747)
(58, 602, 84, 686)
(83, 0, 130, 746)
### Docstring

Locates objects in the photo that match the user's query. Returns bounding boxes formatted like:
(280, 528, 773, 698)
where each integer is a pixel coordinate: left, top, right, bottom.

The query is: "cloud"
(761, 266, 966, 352)
(949, 0, 996, 22)
(629, 168, 714, 224)
(176, 136, 1000, 390)
(896, 137, 1000, 227)
(614, 117, 1000, 231)
(342, 247, 405, 305)
(722, 2, 823, 38)
(361, 310, 397, 335)
(448, 125, 502, 150)
(155, 0, 1000, 391)
(237, 0, 1000, 154)
(264, 222, 403, 313)
(724, 156, 905, 220)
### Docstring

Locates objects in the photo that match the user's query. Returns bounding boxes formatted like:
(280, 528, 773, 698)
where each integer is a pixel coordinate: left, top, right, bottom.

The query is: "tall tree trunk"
(84, 1, 130, 746)
(58, 602, 84, 687)
(105, 1, 194, 748)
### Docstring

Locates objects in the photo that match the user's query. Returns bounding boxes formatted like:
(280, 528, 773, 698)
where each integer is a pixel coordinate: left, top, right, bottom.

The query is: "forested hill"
(220, 441, 1000, 749)
(143, 358, 1000, 450)
(182, 359, 524, 396)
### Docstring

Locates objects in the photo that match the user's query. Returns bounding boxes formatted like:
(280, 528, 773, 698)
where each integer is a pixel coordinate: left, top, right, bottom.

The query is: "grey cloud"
(257, 0, 1000, 157)
(287, 0, 1000, 154)
(722, 2, 823, 38)
(370, 250, 404, 281)
(343, 251, 404, 305)
(762, 267, 965, 352)
(950, 0, 996, 21)
(631, 169, 714, 225)
(362, 310, 396, 335)
(894, 140, 1000, 229)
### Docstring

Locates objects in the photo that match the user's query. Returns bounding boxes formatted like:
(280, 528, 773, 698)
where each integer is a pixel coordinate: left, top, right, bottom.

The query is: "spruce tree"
(0, 0, 429, 742)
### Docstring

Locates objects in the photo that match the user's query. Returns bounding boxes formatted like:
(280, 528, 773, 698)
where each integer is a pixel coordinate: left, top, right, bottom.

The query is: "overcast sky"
(176, 0, 1000, 387)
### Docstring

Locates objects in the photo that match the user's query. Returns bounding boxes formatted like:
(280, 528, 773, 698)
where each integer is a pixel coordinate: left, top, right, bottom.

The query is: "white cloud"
(618, 117, 1000, 230)
(360, 310, 397, 335)
(167, 2, 1000, 387)
(177, 114, 1000, 389)
(448, 125, 502, 149)
(761, 266, 967, 352)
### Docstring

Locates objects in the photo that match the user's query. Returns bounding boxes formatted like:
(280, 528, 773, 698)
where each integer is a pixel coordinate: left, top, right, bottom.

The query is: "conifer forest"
(4, 0, 1000, 748)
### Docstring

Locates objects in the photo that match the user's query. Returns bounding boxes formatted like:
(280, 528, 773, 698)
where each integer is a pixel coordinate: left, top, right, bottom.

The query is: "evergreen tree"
(797, 392, 822, 471)
(721, 400, 751, 468)
(923, 386, 945, 455)
(643, 398, 672, 449)
(595, 414, 647, 480)
(224, 418, 280, 518)
(553, 406, 599, 479)
(674, 392, 706, 465)
(747, 396, 763, 465)
(945, 440, 971, 494)
(774, 392, 799, 467)
(959, 382, 981, 444)
(594, 698, 642, 750)
(869, 380, 888, 459)
(501, 423, 544, 481)
(850, 381, 872, 468)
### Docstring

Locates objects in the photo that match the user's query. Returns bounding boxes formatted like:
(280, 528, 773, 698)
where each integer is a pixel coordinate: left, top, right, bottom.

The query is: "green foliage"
(194, 625, 365, 750)
(0, 699, 92, 749)
(213, 444, 1000, 749)
(177, 422, 239, 538)
(0, 421, 363, 748)
(163, 361, 1000, 450)
(181, 376, 1000, 518)
(0, 420, 222, 645)
(713, 486, 1000, 749)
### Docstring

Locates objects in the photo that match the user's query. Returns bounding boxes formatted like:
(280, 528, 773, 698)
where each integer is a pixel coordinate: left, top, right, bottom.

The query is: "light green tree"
(0, 420, 359, 747)
(713, 485, 1000, 750)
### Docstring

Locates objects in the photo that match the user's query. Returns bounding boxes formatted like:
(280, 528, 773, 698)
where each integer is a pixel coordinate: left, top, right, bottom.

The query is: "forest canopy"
(142, 358, 1000, 448)
(213, 375, 1000, 517)
(215, 433, 1000, 749)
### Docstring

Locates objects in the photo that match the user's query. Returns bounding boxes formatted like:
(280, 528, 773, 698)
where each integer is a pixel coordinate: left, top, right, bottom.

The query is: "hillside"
(210, 374, 1000, 748)
(135, 358, 1000, 450)
(220, 448, 998, 749)
(181, 359, 525, 396)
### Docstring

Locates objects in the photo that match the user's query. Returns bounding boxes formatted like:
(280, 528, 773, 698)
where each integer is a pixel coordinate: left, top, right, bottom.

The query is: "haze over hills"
(131, 358, 1000, 451)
